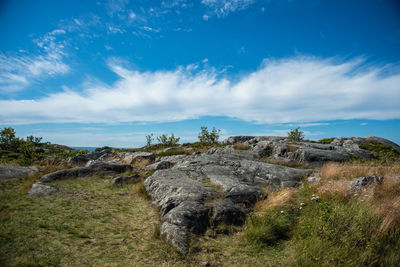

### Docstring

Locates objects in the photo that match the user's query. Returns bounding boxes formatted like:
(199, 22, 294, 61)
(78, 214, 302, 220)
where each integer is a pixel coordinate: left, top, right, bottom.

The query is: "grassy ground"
(1, 160, 400, 266)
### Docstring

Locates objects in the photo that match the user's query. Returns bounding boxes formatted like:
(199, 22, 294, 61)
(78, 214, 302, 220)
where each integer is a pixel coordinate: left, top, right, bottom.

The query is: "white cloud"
(201, 0, 255, 18)
(0, 31, 69, 92)
(1, 56, 400, 124)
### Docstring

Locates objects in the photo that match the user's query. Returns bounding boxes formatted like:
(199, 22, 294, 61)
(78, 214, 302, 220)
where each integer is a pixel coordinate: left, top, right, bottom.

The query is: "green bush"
(198, 126, 220, 145)
(157, 134, 180, 146)
(0, 127, 21, 152)
(287, 127, 304, 142)
(359, 140, 400, 161)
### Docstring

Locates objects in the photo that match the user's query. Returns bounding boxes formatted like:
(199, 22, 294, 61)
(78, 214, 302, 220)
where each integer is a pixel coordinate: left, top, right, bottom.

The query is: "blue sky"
(0, 0, 400, 147)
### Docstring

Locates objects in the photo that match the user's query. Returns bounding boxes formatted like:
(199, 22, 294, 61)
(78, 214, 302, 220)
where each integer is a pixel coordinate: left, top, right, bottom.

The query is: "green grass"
(0, 175, 186, 266)
(317, 137, 336, 144)
(2, 160, 400, 266)
(241, 183, 400, 266)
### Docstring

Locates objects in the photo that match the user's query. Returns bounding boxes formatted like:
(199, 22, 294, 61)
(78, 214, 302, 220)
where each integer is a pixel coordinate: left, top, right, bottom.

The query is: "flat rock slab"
(0, 165, 39, 182)
(40, 162, 132, 183)
(28, 183, 59, 197)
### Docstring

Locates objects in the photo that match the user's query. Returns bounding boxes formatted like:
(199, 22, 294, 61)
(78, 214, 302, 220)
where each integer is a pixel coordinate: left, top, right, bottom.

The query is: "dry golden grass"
(132, 158, 152, 168)
(233, 142, 251, 150)
(253, 188, 298, 215)
(316, 161, 400, 235)
(318, 161, 400, 181)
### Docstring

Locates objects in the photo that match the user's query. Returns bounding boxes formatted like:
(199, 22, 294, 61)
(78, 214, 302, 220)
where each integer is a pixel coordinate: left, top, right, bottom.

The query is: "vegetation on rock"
(287, 127, 304, 142)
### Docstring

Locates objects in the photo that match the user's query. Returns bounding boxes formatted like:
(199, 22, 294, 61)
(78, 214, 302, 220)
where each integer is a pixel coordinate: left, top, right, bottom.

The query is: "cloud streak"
(202, 0, 255, 18)
(0, 56, 399, 124)
(0, 30, 69, 92)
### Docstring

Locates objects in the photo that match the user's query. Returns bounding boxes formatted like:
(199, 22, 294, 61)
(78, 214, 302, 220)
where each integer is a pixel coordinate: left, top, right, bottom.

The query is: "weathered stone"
(27, 183, 59, 197)
(145, 161, 175, 171)
(307, 176, 321, 183)
(112, 174, 140, 185)
(288, 147, 351, 166)
(40, 162, 132, 183)
(164, 201, 211, 234)
(253, 141, 272, 157)
(347, 176, 383, 197)
(144, 169, 217, 216)
(225, 136, 255, 144)
(160, 222, 189, 255)
(68, 149, 112, 166)
(0, 165, 39, 182)
(212, 199, 246, 226)
(156, 154, 188, 163)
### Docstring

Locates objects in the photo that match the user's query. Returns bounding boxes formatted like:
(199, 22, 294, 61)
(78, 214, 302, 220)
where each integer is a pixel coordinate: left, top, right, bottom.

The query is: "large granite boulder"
(0, 165, 39, 182)
(145, 149, 312, 253)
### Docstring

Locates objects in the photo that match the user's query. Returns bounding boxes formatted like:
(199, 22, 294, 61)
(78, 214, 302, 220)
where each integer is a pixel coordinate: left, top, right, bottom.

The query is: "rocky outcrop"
(27, 183, 59, 197)
(145, 147, 312, 253)
(0, 165, 39, 182)
(40, 162, 132, 183)
(145, 135, 399, 253)
(68, 149, 113, 166)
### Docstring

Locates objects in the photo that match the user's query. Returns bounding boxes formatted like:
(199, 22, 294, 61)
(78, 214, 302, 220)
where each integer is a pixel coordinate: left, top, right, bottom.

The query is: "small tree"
(0, 127, 20, 152)
(157, 133, 180, 146)
(287, 127, 304, 142)
(26, 135, 43, 146)
(198, 126, 220, 145)
(145, 133, 154, 147)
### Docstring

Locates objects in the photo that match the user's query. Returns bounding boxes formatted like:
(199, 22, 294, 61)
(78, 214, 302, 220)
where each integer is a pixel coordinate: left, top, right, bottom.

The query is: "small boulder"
(347, 176, 383, 197)
(0, 165, 39, 182)
(161, 222, 190, 255)
(307, 176, 321, 183)
(212, 198, 246, 226)
(27, 183, 59, 197)
(145, 161, 175, 171)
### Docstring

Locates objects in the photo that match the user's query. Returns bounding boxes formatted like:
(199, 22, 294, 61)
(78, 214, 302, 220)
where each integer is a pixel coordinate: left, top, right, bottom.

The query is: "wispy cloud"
(1, 56, 399, 124)
(0, 30, 69, 92)
(202, 0, 255, 18)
